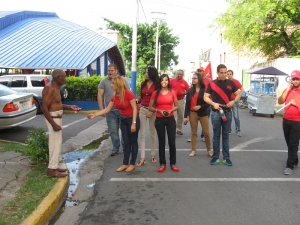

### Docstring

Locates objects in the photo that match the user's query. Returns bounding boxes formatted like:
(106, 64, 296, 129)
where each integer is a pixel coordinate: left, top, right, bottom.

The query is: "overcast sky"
(2, 0, 228, 69)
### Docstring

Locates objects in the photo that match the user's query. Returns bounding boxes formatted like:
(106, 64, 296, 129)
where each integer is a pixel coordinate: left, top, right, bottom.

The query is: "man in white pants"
(42, 69, 80, 177)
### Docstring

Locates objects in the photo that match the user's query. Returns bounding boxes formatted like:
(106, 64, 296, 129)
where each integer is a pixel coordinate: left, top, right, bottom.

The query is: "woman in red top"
(136, 66, 159, 166)
(149, 74, 179, 173)
(183, 72, 212, 157)
(87, 77, 140, 172)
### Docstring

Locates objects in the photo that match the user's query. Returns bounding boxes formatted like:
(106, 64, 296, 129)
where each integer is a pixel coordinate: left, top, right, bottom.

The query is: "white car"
(0, 84, 37, 130)
(0, 74, 68, 112)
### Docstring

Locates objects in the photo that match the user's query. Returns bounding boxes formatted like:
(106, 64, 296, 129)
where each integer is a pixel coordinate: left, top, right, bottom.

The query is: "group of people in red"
(42, 64, 300, 177)
(88, 63, 245, 173)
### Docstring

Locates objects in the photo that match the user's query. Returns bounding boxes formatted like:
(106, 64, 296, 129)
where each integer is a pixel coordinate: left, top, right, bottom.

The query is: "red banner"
(204, 62, 212, 80)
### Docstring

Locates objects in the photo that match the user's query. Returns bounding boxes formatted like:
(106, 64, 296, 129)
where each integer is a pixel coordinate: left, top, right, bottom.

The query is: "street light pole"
(151, 12, 166, 69)
(158, 42, 173, 71)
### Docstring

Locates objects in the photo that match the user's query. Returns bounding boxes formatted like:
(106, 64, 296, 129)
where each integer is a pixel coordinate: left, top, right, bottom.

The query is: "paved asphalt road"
(0, 112, 99, 144)
(76, 109, 300, 225)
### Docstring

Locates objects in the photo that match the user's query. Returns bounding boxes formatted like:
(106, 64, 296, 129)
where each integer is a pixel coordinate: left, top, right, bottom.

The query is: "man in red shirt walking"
(278, 70, 300, 175)
(171, 69, 189, 135)
(227, 70, 244, 137)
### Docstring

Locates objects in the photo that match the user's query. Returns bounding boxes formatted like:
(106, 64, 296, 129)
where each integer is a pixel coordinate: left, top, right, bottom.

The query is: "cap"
(197, 67, 205, 72)
(291, 70, 300, 79)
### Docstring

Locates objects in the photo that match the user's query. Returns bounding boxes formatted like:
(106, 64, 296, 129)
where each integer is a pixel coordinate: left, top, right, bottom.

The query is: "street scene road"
(0, 112, 99, 145)
(50, 108, 299, 225)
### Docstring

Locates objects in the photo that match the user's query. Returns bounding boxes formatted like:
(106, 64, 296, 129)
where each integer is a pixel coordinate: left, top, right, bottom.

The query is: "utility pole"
(158, 42, 173, 71)
(131, 0, 138, 96)
(151, 12, 166, 69)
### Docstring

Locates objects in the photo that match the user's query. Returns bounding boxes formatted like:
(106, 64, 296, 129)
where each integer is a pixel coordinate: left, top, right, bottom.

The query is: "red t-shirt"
(111, 89, 135, 116)
(170, 78, 189, 99)
(151, 90, 177, 118)
(230, 78, 242, 99)
(140, 81, 156, 107)
(190, 93, 198, 110)
(283, 87, 300, 122)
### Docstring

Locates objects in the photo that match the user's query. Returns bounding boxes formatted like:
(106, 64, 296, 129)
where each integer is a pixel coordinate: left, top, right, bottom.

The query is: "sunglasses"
(292, 78, 300, 81)
(148, 65, 155, 69)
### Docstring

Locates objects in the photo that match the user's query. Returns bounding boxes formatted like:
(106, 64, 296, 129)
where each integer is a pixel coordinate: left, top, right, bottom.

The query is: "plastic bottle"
(219, 109, 227, 122)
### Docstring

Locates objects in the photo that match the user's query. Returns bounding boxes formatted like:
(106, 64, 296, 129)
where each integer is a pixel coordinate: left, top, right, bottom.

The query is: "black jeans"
(155, 116, 176, 165)
(282, 119, 300, 169)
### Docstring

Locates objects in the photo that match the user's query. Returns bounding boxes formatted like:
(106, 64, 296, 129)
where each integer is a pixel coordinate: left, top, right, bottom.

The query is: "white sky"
(2, 0, 228, 69)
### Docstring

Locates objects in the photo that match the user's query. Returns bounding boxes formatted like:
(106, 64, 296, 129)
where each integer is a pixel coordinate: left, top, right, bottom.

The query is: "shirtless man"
(42, 69, 79, 177)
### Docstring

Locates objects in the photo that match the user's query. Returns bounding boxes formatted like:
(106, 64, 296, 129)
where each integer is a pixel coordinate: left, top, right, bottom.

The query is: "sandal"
(208, 150, 213, 157)
(151, 156, 157, 163)
(189, 151, 196, 157)
(136, 159, 146, 166)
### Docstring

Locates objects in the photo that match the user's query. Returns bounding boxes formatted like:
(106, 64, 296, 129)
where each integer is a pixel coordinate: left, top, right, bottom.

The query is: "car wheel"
(34, 99, 41, 114)
(60, 87, 68, 101)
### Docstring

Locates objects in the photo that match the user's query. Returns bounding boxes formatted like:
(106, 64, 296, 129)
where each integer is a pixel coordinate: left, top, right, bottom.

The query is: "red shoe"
(170, 165, 179, 172)
(158, 165, 166, 173)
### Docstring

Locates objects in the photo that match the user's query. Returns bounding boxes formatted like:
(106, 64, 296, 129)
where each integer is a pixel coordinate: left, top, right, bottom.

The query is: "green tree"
(215, 0, 300, 59)
(103, 18, 180, 74)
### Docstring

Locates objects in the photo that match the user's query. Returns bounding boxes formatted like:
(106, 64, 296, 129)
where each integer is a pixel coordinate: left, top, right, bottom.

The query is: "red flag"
(204, 62, 212, 80)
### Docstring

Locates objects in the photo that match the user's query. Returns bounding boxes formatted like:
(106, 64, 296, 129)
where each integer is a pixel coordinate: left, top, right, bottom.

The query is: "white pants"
(45, 110, 63, 169)
(174, 99, 185, 132)
(139, 107, 156, 158)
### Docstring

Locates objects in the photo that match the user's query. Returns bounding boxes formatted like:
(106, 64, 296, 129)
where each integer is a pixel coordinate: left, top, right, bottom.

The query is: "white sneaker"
(187, 138, 191, 142)
(236, 132, 242, 137)
(202, 137, 205, 142)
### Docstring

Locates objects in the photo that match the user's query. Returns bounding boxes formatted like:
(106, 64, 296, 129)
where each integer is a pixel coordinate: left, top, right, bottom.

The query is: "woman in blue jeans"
(87, 77, 140, 172)
(149, 74, 179, 173)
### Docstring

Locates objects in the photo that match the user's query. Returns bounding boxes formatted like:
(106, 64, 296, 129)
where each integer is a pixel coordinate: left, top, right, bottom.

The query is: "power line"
(139, 0, 149, 24)
(143, 0, 224, 15)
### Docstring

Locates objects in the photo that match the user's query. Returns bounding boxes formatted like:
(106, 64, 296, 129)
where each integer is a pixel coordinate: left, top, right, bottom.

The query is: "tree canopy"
(103, 18, 180, 73)
(215, 0, 300, 59)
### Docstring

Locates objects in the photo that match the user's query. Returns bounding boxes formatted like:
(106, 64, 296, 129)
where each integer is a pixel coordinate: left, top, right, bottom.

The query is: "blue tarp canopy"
(0, 11, 125, 75)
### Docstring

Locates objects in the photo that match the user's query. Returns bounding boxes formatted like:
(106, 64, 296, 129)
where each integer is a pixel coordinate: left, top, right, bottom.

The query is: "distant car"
(0, 74, 68, 112)
(0, 84, 37, 130)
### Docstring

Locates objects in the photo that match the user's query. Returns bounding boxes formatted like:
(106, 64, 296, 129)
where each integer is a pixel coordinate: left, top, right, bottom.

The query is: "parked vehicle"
(0, 84, 37, 130)
(0, 74, 68, 112)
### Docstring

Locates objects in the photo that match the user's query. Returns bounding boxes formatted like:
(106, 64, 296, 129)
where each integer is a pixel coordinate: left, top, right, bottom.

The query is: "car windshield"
(0, 84, 17, 96)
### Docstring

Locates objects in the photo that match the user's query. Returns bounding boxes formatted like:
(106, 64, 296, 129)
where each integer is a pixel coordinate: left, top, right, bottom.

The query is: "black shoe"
(176, 131, 183, 135)
(110, 151, 119, 156)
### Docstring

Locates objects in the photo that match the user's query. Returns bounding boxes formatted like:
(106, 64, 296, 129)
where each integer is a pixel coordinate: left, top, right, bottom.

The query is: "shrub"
(26, 128, 49, 164)
(66, 75, 102, 101)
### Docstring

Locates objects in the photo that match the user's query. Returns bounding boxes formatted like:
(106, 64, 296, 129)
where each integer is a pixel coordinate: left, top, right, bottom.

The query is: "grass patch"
(0, 141, 27, 154)
(0, 142, 57, 225)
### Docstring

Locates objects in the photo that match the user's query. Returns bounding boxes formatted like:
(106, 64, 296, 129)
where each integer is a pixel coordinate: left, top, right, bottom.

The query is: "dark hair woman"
(184, 72, 212, 157)
(136, 66, 160, 166)
(149, 74, 179, 173)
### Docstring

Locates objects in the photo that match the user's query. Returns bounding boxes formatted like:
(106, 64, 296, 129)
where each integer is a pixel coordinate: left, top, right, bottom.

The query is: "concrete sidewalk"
(0, 150, 33, 211)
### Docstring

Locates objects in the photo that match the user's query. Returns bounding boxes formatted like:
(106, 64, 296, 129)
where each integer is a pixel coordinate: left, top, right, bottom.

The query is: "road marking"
(61, 117, 88, 129)
(232, 137, 273, 149)
(144, 149, 289, 152)
(110, 178, 300, 182)
(45, 117, 88, 135)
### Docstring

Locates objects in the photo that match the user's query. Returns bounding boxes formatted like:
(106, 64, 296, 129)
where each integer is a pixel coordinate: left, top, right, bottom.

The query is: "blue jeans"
(120, 116, 140, 165)
(231, 102, 241, 133)
(211, 110, 232, 159)
(106, 110, 122, 151)
(201, 107, 211, 138)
